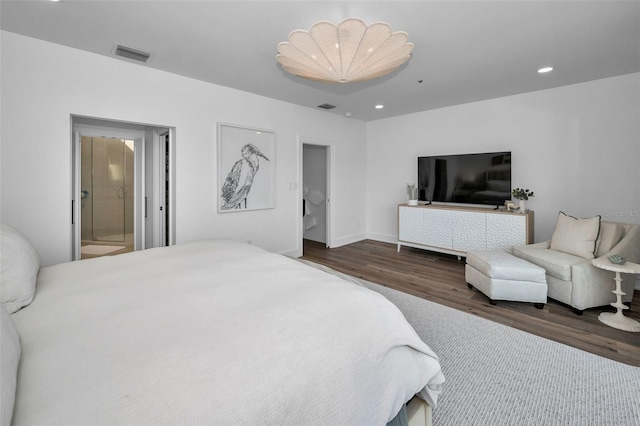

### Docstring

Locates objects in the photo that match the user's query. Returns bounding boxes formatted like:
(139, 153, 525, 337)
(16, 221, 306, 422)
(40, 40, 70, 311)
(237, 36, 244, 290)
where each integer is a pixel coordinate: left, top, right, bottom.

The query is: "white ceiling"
(1, 0, 638, 121)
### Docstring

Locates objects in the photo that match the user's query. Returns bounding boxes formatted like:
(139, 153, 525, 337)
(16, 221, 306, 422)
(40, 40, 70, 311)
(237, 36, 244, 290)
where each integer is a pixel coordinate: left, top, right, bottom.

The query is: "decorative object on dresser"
(407, 183, 418, 206)
(511, 187, 534, 212)
(512, 212, 640, 315)
(591, 257, 640, 332)
(397, 204, 533, 259)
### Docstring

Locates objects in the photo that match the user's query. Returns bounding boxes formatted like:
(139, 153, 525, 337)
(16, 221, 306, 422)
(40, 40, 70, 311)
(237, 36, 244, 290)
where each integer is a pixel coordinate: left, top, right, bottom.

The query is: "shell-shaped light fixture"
(276, 18, 414, 83)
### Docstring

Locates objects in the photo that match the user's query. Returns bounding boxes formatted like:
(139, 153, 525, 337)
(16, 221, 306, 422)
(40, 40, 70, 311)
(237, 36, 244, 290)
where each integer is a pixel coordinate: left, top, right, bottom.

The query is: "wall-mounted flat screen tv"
(418, 152, 511, 206)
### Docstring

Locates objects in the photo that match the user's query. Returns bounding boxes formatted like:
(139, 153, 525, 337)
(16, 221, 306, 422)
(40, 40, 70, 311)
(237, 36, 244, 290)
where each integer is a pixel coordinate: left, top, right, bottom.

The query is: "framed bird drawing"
(217, 123, 276, 213)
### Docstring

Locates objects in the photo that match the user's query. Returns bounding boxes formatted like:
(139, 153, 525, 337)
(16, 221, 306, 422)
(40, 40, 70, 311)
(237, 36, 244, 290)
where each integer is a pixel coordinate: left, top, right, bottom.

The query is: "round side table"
(591, 258, 640, 332)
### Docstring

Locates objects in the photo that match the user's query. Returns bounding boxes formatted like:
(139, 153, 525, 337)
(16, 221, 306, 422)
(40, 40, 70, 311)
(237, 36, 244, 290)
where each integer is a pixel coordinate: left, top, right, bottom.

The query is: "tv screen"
(418, 152, 511, 206)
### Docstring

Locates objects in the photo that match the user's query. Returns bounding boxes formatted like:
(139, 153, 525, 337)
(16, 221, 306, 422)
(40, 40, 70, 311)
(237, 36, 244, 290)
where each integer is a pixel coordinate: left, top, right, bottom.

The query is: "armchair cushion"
(595, 222, 625, 257)
(512, 245, 585, 281)
(550, 212, 601, 259)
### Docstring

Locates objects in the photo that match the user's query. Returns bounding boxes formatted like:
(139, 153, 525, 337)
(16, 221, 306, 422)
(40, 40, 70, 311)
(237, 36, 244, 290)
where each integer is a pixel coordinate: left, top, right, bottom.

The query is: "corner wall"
(0, 31, 367, 266)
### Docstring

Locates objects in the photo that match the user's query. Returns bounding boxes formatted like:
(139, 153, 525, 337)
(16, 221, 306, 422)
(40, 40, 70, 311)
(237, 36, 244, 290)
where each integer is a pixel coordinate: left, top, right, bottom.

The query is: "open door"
(300, 138, 334, 256)
(148, 130, 172, 248)
(303, 144, 328, 245)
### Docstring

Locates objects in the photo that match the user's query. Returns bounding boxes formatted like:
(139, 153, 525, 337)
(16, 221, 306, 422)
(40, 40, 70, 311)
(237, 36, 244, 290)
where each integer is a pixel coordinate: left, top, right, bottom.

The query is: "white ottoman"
(465, 250, 547, 308)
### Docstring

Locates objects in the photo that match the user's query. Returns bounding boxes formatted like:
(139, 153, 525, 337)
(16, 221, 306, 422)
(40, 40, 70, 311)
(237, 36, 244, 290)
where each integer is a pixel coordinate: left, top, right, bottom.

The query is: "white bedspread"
(11, 240, 444, 425)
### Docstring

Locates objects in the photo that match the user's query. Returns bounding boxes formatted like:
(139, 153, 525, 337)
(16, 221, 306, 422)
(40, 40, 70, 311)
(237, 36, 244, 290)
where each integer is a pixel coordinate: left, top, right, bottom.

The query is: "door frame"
(71, 117, 176, 260)
(298, 136, 335, 256)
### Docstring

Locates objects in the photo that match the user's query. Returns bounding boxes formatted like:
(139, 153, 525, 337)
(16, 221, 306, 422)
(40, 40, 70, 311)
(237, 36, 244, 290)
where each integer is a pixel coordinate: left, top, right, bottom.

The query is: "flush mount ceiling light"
(276, 18, 414, 83)
(538, 66, 554, 73)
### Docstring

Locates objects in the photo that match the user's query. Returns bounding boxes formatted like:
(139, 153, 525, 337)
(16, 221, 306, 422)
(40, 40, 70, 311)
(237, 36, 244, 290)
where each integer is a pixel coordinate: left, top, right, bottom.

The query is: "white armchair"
(513, 215, 640, 314)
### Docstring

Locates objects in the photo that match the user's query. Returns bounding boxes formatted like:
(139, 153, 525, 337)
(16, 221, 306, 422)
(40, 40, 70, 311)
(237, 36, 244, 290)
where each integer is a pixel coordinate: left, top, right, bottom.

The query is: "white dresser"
(398, 204, 533, 258)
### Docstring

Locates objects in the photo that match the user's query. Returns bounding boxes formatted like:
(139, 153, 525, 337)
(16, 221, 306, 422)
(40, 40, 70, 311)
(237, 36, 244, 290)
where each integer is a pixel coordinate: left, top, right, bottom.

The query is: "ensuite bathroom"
(80, 136, 134, 259)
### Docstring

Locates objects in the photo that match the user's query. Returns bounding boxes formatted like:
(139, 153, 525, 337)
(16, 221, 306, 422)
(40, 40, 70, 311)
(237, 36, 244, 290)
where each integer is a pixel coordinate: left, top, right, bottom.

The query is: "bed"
(0, 224, 444, 425)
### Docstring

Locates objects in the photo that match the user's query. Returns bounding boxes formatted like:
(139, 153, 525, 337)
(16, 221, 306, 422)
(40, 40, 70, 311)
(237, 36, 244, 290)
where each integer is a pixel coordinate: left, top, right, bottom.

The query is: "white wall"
(0, 31, 367, 266)
(3, 31, 637, 270)
(366, 73, 640, 245)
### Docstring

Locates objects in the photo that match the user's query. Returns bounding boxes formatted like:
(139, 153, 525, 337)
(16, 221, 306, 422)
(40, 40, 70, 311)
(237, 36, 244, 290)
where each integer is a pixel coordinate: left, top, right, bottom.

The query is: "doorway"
(301, 140, 333, 255)
(79, 136, 134, 259)
(72, 117, 175, 260)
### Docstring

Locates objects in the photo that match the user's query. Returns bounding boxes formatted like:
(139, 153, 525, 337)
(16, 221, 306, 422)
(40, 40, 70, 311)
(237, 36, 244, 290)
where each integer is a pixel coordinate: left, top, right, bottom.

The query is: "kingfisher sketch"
(221, 143, 270, 210)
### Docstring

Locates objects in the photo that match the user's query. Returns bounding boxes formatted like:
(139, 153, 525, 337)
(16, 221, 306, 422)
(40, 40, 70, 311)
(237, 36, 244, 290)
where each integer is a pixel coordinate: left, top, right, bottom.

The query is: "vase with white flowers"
(407, 183, 418, 206)
(512, 188, 534, 212)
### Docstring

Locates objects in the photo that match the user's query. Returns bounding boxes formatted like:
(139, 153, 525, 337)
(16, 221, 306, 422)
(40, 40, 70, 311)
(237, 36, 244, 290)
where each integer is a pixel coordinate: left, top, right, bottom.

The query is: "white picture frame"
(217, 123, 275, 213)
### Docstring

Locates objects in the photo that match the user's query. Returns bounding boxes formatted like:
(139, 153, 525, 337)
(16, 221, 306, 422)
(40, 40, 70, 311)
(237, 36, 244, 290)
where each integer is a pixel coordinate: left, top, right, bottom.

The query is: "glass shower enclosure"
(80, 136, 134, 258)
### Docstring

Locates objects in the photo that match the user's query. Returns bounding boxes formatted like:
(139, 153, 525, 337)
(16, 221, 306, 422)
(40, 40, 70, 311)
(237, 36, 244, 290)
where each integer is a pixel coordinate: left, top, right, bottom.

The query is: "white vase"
(518, 199, 526, 212)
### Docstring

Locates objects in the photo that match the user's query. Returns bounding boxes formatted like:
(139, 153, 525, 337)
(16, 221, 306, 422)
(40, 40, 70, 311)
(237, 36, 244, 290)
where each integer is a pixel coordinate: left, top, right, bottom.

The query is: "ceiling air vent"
(114, 44, 152, 63)
(317, 103, 336, 110)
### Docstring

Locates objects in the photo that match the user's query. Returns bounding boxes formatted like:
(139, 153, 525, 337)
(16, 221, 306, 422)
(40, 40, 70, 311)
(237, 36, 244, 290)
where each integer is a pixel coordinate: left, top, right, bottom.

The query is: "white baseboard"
(279, 247, 302, 258)
(279, 233, 367, 257)
(366, 232, 398, 245)
(333, 232, 367, 248)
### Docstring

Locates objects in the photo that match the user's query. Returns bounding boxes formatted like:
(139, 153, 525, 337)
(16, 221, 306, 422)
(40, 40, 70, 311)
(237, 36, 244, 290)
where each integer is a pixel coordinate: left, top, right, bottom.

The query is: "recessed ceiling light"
(375, 104, 384, 109)
(538, 67, 554, 74)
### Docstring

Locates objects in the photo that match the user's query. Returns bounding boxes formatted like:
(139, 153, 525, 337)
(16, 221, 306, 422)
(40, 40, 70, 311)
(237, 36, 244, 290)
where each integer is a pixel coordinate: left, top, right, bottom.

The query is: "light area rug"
(80, 245, 126, 256)
(359, 279, 640, 426)
(298, 261, 639, 426)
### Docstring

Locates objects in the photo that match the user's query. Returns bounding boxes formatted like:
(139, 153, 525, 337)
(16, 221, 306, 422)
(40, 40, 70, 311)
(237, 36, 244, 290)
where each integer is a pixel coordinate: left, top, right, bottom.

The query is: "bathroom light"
(538, 67, 553, 73)
(276, 18, 413, 83)
(375, 104, 384, 109)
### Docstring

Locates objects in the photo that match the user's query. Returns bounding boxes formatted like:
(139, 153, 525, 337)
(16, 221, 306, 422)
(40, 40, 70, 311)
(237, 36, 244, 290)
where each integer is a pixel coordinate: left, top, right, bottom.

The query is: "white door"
(150, 130, 172, 247)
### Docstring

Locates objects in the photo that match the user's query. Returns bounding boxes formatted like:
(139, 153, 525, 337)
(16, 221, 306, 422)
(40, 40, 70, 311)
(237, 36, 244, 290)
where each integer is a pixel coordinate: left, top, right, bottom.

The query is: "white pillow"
(1, 224, 40, 313)
(550, 212, 601, 259)
(1, 304, 21, 426)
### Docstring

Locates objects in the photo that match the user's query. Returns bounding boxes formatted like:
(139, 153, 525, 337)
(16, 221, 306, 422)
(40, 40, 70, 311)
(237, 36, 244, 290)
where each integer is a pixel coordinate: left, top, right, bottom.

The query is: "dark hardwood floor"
(302, 239, 640, 366)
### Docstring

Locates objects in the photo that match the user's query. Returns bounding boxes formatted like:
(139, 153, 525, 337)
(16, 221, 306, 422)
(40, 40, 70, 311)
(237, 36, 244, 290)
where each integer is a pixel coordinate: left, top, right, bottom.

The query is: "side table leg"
(598, 271, 640, 332)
